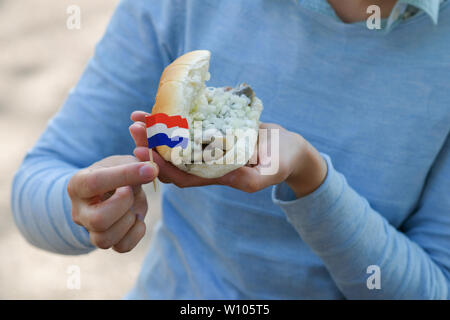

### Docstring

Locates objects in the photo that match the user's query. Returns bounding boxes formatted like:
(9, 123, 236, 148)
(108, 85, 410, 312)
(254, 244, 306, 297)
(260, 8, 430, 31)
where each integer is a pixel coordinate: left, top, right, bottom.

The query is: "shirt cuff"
(272, 153, 345, 226)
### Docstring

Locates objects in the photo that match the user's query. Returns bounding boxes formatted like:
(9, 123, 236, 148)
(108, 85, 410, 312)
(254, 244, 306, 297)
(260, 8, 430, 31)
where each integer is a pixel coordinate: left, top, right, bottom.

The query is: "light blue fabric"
(11, 0, 450, 299)
(298, 0, 339, 19)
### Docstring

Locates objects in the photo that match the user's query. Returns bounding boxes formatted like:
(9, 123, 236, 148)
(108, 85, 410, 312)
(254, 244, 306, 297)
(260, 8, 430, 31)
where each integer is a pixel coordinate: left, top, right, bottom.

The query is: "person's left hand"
(129, 111, 327, 197)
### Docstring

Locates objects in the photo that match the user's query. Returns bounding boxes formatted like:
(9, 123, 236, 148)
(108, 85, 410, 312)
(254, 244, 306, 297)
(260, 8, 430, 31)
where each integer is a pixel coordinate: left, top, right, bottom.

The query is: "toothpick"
(148, 148, 158, 192)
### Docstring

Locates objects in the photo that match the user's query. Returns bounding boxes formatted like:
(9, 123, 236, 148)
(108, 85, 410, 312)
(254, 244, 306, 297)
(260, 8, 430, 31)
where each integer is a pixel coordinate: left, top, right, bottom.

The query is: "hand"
(67, 155, 158, 252)
(130, 111, 326, 197)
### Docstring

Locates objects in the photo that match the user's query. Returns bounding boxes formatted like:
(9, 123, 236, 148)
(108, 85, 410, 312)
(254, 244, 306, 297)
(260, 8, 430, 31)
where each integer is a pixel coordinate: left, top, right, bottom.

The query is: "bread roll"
(152, 50, 263, 178)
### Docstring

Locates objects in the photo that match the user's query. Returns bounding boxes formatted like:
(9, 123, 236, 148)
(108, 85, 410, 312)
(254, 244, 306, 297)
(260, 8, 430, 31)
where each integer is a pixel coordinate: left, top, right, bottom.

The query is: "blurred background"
(0, 0, 162, 299)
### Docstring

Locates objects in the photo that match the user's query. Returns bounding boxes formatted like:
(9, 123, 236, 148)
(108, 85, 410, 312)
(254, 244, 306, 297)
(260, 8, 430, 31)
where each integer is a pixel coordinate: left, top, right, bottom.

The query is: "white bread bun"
(152, 50, 263, 178)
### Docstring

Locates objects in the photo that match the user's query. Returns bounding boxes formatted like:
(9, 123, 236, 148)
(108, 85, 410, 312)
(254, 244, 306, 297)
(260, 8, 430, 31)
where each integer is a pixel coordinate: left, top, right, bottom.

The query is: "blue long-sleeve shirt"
(11, 0, 450, 299)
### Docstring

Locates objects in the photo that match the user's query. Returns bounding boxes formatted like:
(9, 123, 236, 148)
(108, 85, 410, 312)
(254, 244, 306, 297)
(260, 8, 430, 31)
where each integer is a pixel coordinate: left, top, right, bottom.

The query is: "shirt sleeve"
(272, 137, 450, 299)
(11, 0, 183, 254)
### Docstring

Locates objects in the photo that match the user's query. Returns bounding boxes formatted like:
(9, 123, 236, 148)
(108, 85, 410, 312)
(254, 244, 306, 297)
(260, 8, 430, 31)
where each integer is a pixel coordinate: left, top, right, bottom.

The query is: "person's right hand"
(67, 155, 158, 253)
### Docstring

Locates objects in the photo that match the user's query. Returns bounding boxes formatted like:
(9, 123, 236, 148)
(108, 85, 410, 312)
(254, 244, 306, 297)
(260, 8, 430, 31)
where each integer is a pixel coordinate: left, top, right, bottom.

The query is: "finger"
(100, 174, 143, 202)
(130, 185, 148, 221)
(113, 220, 146, 253)
(257, 123, 281, 171)
(88, 186, 147, 243)
(89, 209, 137, 249)
(136, 142, 228, 187)
(129, 121, 148, 148)
(136, 146, 222, 187)
(259, 122, 282, 130)
(155, 152, 222, 187)
(74, 162, 158, 198)
(134, 146, 151, 162)
(91, 155, 139, 169)
(257, 128, 271, 168)
(131, 110, 151, 123)
(247, 138, 258, 166)
(219, 166, 265, 193)
(81, 185, 134, 232)
(134, 146, 163, 163)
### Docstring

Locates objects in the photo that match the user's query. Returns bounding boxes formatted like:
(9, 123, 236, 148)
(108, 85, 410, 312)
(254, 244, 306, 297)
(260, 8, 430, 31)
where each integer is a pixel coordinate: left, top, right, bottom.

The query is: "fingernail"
(136, 213, 145, 222)
(139, 163, 154, 178)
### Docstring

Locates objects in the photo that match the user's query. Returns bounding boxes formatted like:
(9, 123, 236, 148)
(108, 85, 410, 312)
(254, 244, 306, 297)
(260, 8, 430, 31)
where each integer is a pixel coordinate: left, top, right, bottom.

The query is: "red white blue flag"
(145, 113, 189, 149)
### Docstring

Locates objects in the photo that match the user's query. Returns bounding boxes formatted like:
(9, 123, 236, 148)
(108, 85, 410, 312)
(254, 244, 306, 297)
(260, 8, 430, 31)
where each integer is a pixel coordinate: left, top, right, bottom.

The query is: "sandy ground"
(0, 0, 162, 299)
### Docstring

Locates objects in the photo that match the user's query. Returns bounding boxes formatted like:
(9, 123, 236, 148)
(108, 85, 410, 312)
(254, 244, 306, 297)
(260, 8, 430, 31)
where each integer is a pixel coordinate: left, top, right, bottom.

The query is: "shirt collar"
(385, 0, 443, 33)
(297, 0, 444, 33)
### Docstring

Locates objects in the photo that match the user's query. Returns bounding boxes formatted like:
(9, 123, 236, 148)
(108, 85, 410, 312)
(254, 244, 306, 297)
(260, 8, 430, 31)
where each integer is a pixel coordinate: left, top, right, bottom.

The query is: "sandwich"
(151, 50, 263, 178)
